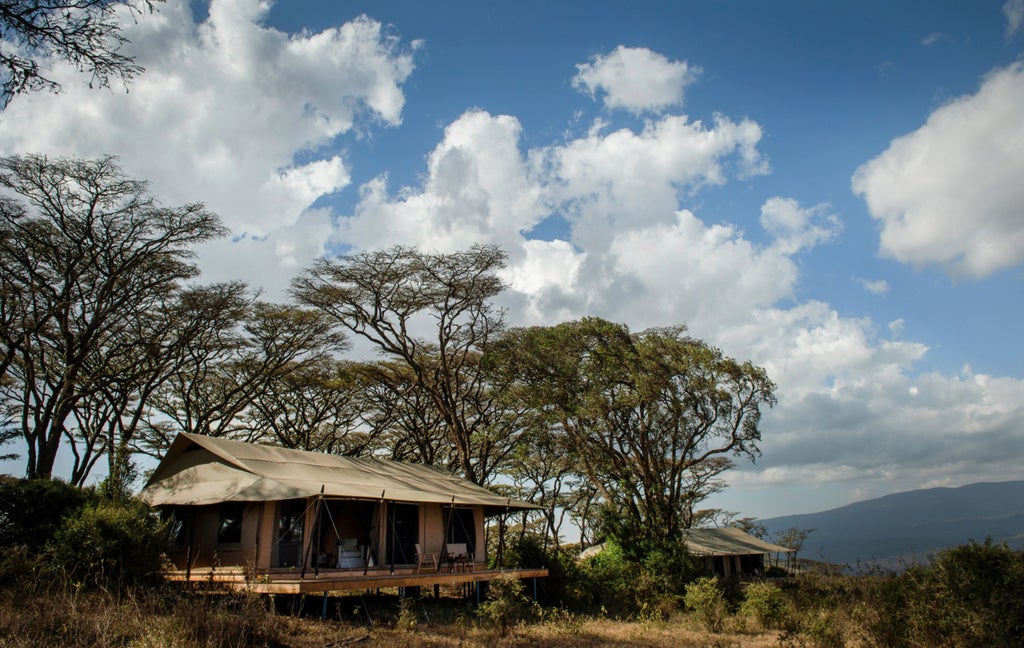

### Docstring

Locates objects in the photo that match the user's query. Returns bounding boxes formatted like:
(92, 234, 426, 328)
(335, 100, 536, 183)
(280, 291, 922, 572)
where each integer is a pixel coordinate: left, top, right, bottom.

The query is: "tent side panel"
(255, 501, 275, 570)
(473, 507, 484, 563)
(422, 503, 444, 554)
(194, 505, 220, 567)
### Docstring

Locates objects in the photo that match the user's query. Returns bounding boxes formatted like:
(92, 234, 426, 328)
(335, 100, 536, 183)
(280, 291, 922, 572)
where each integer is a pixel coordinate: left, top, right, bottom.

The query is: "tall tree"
(491, 317, 776, 546)
(246, 356, 369, 455)
(70, 282, 251, 486)
(0, 154, 224, 479)
(141, 301, 347, 457)
(355, 360, 450, 465)
(0, 0, 159, 107)
(292, 245, 517, 485)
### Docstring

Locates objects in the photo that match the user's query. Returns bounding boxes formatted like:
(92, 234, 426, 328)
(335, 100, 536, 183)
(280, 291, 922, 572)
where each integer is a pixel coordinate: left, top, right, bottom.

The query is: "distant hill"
(760, 481, 1024, 567)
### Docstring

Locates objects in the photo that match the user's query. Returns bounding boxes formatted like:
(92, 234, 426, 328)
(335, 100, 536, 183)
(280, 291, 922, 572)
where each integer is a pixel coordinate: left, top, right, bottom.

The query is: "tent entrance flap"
(386, 503, 419, 567)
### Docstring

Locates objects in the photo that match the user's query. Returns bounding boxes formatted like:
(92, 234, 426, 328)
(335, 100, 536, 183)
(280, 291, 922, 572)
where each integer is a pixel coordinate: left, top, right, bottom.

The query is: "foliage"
(497, 533, 579, 607)
(739, 581, 789, 630)
(293, 244, 518, 486)
(477, 573, 533, 636)
(0, 0, 162, 108)
(0, 154, 225, 481)
(878, 540, 1024, 647)
(45, 496, 168, 589)
(0, 475, 94, 551)
(576, 540, 645, 615)
(569, 538, 697, 618)
(683, 576, 727, 633)
(491, 317, 776, 546)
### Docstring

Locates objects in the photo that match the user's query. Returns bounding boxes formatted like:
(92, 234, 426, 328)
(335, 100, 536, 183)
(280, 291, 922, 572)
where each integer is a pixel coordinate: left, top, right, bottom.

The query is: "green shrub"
(45, 497, 168, 589)
(0, 476, 95, 551)
(576, 540, 645, 615)
(740, 580, 789, 629)
(683, 575, 727, 633)
(498, 534, 579, 607)
(802, 608, 844, 648)
(885, 540, 1024, 648)
(477, 573, 532, 636)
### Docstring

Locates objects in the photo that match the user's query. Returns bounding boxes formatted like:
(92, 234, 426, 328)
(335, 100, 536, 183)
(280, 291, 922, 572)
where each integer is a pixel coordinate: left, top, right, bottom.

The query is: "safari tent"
(140, 433, 546, 594)
(683, 527, 793, 577)
(579, 527, 793, 579)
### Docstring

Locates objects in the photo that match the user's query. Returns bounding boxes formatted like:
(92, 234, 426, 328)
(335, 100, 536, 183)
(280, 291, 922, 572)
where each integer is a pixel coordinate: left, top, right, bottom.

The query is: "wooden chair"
(445, 543, 472, 572)
(414, 543, 439, 573)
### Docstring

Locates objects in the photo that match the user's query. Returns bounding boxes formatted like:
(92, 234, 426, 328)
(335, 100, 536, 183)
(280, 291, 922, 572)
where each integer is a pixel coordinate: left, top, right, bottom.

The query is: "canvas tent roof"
(683, 527, 793, 556)
(140, 433, 538, 515)
(579, 527, 792, 560)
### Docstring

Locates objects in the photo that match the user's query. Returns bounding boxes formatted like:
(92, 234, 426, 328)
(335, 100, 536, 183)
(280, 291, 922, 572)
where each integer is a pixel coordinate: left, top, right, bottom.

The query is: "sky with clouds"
(1, 0, 1022, 519)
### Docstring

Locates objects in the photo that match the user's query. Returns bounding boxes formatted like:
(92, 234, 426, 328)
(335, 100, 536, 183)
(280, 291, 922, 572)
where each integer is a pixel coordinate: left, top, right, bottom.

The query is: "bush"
(802, 609, 844, 648)
(45, 497, 168, 589)
(740, 580, 789, 629)
(0, 476, 95, 551)
(499, 534, 580, 607)
(881, 540, 1024, 647)
(575, 540, 645, 615)
(683, 576, 727, 633)
(477, 573, 532, 636)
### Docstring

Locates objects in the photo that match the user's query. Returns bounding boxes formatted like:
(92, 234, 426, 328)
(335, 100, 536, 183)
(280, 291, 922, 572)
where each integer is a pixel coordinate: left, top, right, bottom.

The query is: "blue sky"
(1, 0, 1022, 520)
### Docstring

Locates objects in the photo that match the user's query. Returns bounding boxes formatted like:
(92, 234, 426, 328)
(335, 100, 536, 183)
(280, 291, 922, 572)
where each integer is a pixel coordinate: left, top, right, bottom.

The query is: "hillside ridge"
(760, 480, 1024, 566)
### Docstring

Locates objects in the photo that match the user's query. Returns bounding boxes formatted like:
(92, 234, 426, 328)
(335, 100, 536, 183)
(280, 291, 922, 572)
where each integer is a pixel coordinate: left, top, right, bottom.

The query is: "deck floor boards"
(163, 566, 549, 594)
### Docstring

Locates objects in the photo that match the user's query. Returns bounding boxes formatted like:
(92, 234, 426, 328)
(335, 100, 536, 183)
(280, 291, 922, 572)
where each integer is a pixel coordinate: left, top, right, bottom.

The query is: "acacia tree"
(0, 154, 224, 480)
(0, 0, 160, 107)
(491, 317, 776, 547)
(355, 360, 451, 465)
(292, 245, 518, 486)
(245, 356, 370, 455)
(70, 282, 255, 487)
(140, 301, 347, 457)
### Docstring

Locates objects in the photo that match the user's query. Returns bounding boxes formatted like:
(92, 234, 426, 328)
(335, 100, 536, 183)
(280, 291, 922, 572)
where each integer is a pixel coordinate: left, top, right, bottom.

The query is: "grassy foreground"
(0, 585, 779, 648)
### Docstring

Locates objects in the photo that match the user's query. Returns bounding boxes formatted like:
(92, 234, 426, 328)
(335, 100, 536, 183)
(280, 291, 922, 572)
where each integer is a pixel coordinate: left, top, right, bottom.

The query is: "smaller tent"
(579, 527, 792, 578)
(683, 527, 793, 577)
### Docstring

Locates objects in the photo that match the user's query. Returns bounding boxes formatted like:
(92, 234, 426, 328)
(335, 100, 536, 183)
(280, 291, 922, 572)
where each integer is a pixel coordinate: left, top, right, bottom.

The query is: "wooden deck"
(163, 565, 549, 595)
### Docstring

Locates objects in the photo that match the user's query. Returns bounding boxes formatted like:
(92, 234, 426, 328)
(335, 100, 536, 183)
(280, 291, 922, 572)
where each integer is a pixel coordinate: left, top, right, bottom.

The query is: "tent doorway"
(386, 503, 419, 565)
(445, 507, 476, 555)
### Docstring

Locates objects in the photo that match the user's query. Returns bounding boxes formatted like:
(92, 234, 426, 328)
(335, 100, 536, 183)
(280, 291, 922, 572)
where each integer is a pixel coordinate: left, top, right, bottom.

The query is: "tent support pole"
(389, 501, 396, 575)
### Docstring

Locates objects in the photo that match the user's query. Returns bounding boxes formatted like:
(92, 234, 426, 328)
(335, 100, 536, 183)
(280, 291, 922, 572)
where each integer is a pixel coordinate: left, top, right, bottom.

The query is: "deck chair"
(445, 543, 472, 572)
(414, 544, 439, 573)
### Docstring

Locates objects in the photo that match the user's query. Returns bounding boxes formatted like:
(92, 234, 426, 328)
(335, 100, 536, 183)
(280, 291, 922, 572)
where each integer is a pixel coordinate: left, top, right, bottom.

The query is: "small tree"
(477, 573, 532, 636)
(46, 496, 168, 589)
(684, 576, 728, 633)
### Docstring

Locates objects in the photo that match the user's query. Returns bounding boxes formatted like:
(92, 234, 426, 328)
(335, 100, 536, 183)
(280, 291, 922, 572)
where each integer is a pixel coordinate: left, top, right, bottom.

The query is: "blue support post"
(532, 577, 538, 602)
(321, 592, 328, 620)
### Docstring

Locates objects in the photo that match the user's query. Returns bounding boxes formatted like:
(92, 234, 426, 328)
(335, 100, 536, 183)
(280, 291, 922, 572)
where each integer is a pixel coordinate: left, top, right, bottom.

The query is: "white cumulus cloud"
(852, 63, 1024, 279)
(858, 278, 891, 295)
(572, 45, 700, 114)
(760, 197, 842, 255)
(0, 0, 416, 297)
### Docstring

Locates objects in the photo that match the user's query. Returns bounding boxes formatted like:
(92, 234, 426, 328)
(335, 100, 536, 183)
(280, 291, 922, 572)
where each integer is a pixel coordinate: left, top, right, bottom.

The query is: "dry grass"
(0, 583, 781, 648)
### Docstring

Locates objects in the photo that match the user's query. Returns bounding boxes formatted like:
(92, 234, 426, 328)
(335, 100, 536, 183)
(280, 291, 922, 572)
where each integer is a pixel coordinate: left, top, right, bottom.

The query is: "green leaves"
(492, 317, 776, 546)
